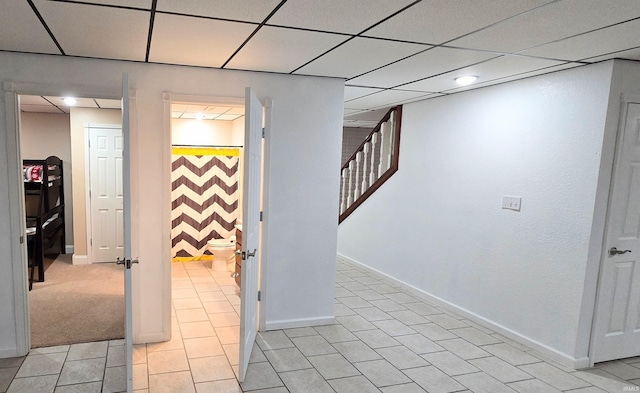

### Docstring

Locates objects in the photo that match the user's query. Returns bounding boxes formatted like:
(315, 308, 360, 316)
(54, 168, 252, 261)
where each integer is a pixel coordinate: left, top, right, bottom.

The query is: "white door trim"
(3, 81, 122, 357)
(83, 123, 123, 265)
(3, 82, 30, 357)
(161, 91, 272, 335)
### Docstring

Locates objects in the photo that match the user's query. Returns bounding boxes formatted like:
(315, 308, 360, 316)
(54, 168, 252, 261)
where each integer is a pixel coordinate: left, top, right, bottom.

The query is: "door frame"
(588, 93, 640, 366)
(84, 123, 124, 265)
(3, 80, 130, 356)
(161, 92, 272, 335)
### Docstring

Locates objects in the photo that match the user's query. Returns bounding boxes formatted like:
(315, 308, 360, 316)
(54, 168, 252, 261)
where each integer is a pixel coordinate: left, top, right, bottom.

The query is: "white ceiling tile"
(226, 26, 347, 73)
(445, 63, 584, 93)
(68, 0, 153, 8)
(520, 19, 640, 61)
(149, 14, 255, 67)
(348, 47, 497, 88)
(156, 0, 281, 22)
(365, 0, 552, 44)
(343, 108, 368, 116)
(95, 99, 122, 109)
(268, 0, 416, 34)
(34, 0, 149, 61)
(345, 89, 430, 110)
(344, 86, 385, 102)
(451, 0, 640, 53)
(46, 96, 99, 109)
(584, 47, 640, 63)
(21, 105, 65, 114)
(224, 107, 245, 115)
(19, 95, 50, 105)
(0, 1, 59, 54)
(295, 37, 429, 79)
(343, 120, 379, 128)
(215, 114, 243, 121)
(402, 55, 565, 92)
(344, 107, 391, 121)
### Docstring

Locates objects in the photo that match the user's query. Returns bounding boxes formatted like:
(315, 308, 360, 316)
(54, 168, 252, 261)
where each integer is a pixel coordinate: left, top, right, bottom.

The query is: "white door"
(238, 87, 263, 382)
(89, 126, 124, 263)
(121, 74, 135, 392)
(592, 101, 640, 363)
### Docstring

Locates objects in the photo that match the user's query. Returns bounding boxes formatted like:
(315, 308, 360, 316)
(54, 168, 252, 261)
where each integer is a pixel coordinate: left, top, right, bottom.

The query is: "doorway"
(168, 98, 246, 377)
(165, 91, 265, 382)
(591, 99, 640, 363)
(18, 94, 125, 348)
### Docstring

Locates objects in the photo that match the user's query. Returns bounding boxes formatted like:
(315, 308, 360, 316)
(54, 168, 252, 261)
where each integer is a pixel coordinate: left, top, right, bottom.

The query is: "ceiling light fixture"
(195, 112, 204, 121)
(63, 97, 77, 105)
(455, 75, 478, 86)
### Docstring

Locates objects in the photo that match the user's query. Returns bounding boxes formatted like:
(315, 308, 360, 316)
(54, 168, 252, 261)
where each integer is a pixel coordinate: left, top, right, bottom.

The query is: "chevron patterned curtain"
(171, 147, 240, 260)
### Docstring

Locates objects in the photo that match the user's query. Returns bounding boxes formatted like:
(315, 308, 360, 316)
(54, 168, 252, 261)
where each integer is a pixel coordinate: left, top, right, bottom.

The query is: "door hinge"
(260, 211, 263, 221)
(262, 128, 265, 138)
(20, 235, 24, 244)
(258, 290, 261, 301)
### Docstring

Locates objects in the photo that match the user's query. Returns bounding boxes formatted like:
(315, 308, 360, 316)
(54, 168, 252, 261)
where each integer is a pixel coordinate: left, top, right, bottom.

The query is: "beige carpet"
(29, 254, 125, 348)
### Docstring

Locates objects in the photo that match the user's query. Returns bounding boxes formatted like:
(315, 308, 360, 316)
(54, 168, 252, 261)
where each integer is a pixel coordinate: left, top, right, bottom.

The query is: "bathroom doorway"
(167, 97, 247, 377)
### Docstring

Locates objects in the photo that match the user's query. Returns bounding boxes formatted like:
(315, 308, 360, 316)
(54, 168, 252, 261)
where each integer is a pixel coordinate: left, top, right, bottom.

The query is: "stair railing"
(339, 105, 402, 223)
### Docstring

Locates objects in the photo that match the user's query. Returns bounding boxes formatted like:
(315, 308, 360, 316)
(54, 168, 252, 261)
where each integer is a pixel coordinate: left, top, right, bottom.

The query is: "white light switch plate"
(502, 196, 522, 211)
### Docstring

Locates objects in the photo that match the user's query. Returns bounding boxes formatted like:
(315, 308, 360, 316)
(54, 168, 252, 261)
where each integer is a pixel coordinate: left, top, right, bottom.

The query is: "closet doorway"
(19, 94, 126, 348)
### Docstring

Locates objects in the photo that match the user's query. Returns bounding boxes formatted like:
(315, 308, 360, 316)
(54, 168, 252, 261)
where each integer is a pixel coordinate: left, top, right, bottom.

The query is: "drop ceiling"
(4, 0, 640, 128)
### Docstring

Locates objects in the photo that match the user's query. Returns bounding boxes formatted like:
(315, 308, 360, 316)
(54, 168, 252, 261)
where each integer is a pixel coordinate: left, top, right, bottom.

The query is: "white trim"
(265, 316, 335, 331)
(135, 332, 168, 345)
(4, 80, 122, 358)
(72, 254, 88, 265)
(259, 98, 272, 332)
(3, 82, 30, 356)
(338, 253, 585, 370)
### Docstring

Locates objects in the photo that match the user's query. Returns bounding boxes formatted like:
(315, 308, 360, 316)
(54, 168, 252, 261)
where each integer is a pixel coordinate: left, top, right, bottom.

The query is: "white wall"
(19, 112, 73, 250)
(338, 61, 618, 366)
(0, 51, 343, 356)
(171, 118, 236, 146)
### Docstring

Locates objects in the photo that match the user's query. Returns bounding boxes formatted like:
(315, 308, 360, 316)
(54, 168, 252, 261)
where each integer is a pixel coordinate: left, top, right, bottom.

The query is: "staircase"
(339, 106, 402, 223)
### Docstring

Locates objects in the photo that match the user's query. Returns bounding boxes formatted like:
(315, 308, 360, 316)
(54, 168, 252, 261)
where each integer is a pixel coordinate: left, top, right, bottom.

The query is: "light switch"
(502, 196, 522, 211)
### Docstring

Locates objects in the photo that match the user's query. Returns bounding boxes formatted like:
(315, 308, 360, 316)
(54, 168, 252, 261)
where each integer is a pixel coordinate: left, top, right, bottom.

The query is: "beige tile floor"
(4, 256, 640, 392)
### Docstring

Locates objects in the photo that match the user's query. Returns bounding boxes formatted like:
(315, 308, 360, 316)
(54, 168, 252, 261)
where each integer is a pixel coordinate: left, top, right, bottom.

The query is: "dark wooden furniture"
(23, 156, 66, 287)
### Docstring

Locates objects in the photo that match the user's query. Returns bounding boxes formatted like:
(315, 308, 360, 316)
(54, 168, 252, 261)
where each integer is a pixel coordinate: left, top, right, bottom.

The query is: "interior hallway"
(3, 256, 640, 392)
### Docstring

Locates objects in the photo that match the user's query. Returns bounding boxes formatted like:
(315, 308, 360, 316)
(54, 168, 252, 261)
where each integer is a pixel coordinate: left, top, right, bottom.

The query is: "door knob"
(609, 247, 632, 256)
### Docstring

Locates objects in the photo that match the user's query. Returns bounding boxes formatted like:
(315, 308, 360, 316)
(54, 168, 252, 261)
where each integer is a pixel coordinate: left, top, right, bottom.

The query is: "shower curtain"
(171, 147, 239, 261)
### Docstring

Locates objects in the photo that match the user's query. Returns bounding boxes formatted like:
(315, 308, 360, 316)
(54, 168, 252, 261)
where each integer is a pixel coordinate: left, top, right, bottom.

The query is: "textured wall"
(0, 51, 343, 355)
(338, 62, 615, 364)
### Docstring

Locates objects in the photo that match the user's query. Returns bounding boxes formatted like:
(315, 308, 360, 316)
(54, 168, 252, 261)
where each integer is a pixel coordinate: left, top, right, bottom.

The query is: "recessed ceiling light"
(195, 112, 204, 121)
(63, 97, 77, 105)
(455, 75, 478, 86)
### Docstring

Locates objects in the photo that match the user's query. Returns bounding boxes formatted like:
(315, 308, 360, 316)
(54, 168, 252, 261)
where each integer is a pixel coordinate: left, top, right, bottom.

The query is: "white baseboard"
(265, 316, 335, 331)
(134, 331, 170, 345)
(337, 253, 583, 370)
(0, 348, 20, 358)
(72, 254, 88, 265)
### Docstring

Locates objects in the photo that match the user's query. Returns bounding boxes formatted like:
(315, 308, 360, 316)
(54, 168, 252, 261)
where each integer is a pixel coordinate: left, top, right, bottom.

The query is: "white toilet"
(207, 236, 236, 272)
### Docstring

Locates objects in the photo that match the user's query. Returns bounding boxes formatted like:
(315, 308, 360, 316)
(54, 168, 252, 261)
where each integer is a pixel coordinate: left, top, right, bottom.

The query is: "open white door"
(591, 101, 640, 362)
(121, 74, 135, 392)
(238, 87, 263, 382)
